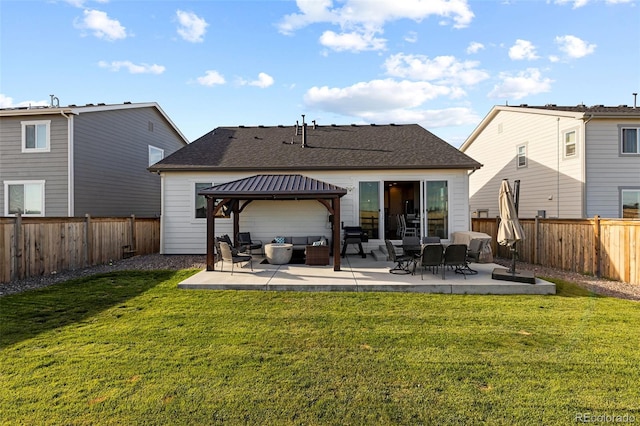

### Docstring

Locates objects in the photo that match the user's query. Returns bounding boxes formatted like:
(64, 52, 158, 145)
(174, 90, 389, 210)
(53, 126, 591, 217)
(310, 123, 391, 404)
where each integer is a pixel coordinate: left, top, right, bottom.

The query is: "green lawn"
(1, 270, 639, 425)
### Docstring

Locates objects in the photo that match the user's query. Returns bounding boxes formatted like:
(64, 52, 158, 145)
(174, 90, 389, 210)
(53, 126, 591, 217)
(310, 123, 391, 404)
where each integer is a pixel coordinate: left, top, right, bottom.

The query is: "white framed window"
(193, 182, 230, 220)
(21, 120, 51, 153)
(194, 182, 212, 219)
(148, 145, 164, 166)
(564, 130, 577, 157)
(621, 189, 640, 218)
(4, 180, 45, 216)
(517, 144, 527, 168)
(621, 127, 640, 154)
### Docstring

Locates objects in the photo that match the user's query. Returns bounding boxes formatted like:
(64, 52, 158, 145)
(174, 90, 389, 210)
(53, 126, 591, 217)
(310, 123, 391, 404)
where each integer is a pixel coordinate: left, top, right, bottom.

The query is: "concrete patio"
(179, 255, 556, 295)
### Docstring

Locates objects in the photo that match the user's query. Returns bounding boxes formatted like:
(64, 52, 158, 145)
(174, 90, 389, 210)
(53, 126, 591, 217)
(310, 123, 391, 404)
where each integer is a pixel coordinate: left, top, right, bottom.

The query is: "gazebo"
(198, 174, 348, 271)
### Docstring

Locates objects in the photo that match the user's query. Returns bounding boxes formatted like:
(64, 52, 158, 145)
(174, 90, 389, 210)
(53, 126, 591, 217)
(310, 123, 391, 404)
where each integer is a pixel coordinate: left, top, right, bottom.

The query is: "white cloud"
(176, 10, 208, 43)
(554, 0, 590, 8)
(319, 30, 386, 52)
(240, 72, 275, 88)
(196, 70, 226, 87)
(404, 31, 418, 43)
(0, 94, 48, 108)
(74, 9, 127, 41)
(508, 39, 539, 60)
(466, 41, 484, 54)
(488, 68, 553, 100)
(304, 79, 462, 117)
(554, 0, 630, 7)
(277, 0, 474, 52)
(555, 35, 596, 58)
(357, 107, 481, 128)
(98, 60, 165, 74)
(383, 53, 489, 86)
(301, 81, 481, 128)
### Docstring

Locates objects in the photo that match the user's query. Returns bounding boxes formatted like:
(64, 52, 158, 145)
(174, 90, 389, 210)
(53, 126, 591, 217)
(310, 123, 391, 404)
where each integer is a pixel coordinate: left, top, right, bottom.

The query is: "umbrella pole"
(508, 244, 517, 274)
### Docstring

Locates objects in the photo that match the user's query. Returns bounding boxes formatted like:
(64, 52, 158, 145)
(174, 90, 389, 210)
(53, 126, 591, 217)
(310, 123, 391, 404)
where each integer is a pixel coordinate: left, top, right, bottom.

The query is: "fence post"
(13, 213, 22, 281)
(85, 214, 93, 267)
(534, 215, 539, 265)
(130, 214, 137, 252)
(594, 215, 601, 278)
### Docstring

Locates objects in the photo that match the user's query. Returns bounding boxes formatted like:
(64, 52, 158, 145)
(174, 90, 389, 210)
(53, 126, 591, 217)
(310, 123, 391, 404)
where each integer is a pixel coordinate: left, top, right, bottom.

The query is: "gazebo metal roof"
(198, 174, 347, 199)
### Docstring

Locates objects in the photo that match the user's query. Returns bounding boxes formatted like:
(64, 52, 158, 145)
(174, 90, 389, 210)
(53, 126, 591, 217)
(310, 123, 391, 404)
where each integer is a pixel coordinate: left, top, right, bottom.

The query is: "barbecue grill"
(341, 226, 368, 258)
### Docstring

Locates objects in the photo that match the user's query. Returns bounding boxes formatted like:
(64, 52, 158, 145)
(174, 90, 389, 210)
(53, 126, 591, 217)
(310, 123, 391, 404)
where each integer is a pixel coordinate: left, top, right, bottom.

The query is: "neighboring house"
(460, 104, 640, 219)
(148, 121, 482, 255)
(1, 101, 188, 217)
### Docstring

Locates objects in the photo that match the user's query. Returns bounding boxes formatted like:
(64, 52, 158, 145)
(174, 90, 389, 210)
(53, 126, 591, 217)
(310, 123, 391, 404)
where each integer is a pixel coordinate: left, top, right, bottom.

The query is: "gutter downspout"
(60, 111, 74, 217)
(556, 118, 560, 217)
(581, 114, 594, 218)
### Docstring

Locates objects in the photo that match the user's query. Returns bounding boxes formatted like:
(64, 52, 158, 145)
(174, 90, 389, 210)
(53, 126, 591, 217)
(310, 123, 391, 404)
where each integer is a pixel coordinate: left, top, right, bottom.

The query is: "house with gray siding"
(148, 121, 482, 255)
(460, 104, 640, 219)
(1, 102, 188, 217)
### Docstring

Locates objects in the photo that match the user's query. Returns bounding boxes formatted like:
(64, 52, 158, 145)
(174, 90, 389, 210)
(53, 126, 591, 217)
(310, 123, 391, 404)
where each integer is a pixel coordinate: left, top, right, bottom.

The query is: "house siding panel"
(73, 107, 184, 217)
(0, 115, 69, 216)
(585, 119, 640, 217)
(160, 170, 470, 254)
(465, 110, 584, 218)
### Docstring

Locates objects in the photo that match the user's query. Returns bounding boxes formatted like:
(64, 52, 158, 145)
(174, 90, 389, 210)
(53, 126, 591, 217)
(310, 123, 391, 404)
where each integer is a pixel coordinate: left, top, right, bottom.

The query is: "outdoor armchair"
(218, 241, 252, 275)
(237, 232, 263, 255)
(385, 239, 414, 274)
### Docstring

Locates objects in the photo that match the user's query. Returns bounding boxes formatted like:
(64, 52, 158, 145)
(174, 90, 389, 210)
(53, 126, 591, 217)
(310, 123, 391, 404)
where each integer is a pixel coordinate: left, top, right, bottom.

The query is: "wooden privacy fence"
(472, 216, 640, 285)
(0, 215, 160, 284)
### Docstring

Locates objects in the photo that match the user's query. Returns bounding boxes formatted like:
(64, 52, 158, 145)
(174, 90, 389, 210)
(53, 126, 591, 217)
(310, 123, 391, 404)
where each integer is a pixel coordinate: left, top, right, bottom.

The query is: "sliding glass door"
(424, 180, 448, 239)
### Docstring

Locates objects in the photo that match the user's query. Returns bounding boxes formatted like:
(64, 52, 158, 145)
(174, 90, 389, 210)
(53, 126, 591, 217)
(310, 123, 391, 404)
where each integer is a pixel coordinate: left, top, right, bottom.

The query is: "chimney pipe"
(633, 93, 638, 109)
(301, 114, 306, 148)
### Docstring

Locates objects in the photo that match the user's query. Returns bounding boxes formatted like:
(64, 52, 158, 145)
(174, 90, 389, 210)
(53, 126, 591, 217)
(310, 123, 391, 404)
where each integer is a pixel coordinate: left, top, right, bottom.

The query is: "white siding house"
(461, 105, 640, 219)
(150, 123, 482, 255)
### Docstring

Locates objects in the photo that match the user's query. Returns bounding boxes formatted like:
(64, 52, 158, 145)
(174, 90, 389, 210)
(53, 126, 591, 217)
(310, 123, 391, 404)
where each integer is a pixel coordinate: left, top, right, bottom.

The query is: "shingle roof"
(198, 174, 347, 199)
(511, 104, 640, 115)
(149, 123, 481, 172)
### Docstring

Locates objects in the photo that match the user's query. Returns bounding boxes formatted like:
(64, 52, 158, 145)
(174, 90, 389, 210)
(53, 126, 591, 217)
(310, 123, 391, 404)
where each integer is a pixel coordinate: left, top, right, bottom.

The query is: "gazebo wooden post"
(232, 200, 240, 247)
(333, 196, 341, 271)
(206, 196, 216, 271)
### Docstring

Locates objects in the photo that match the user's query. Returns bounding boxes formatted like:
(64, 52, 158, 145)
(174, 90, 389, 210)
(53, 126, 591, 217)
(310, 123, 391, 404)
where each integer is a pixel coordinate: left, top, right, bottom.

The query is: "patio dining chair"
(441, 244, 468, 280)
(420, 243, 444, 279)
(218, 241, 252, 275)
(385, 239, 413, 274)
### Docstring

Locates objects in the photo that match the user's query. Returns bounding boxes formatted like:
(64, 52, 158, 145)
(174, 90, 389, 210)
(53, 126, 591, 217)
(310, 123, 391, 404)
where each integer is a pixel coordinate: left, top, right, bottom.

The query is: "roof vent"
(370, 123, 376, 126)
(239, 125, 245, 128)
(351, 123, 357, 126)
(124, 101, 131, 104)
(258, 125, 265, 128)
(390, 123, 396, 126)
(545, 104, 556, 107)
(519, 104, 528, 107)
(277, 125, 284, 128)
(331, 124, 337, 127)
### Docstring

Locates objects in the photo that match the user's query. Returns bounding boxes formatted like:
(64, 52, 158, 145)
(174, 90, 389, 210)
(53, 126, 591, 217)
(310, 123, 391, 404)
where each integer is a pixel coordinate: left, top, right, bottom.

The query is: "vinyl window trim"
(21, 120, 51, 153)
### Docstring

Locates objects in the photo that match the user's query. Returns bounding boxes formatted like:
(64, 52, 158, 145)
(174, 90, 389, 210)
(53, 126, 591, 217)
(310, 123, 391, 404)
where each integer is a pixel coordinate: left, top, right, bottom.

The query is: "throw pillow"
(275, 236, 285, 244)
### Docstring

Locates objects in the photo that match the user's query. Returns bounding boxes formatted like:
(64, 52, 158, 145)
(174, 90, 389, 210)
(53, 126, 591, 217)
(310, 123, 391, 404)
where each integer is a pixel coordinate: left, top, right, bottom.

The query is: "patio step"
(371, 243, 403, 261)
(371, 248, 387, 261)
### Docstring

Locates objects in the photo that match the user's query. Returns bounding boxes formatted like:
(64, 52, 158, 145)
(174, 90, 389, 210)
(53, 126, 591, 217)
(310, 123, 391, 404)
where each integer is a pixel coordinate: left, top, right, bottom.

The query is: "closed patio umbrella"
(497, 179, 525, 273)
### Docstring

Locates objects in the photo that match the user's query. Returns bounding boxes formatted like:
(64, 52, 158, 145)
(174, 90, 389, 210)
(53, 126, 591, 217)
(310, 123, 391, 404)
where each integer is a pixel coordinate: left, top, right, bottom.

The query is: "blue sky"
(1, 0, 639, 146)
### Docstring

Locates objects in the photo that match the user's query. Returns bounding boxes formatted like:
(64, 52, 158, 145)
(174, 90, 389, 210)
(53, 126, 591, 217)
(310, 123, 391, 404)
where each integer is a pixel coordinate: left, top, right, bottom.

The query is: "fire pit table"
(264, 243, 293, 265)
